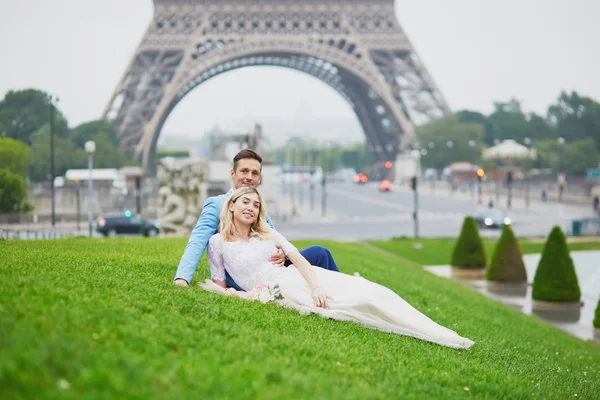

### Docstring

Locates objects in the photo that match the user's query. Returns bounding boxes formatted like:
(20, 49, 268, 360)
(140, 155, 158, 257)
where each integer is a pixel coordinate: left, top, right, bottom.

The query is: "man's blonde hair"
(219, 187, 271, 241)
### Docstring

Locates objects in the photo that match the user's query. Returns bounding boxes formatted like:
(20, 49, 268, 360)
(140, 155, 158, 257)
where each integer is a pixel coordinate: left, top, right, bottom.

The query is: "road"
(2, 180, 596, 242)
(276, 181, 598, 241)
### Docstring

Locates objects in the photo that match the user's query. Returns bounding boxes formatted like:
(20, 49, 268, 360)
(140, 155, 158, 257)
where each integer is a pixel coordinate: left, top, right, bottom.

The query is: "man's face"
(231, 158, 261, 189)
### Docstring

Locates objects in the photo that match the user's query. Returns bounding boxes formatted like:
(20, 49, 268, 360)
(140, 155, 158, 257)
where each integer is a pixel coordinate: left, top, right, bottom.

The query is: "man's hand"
(174, 278, 189, 287)
(269, 244, 286, 266)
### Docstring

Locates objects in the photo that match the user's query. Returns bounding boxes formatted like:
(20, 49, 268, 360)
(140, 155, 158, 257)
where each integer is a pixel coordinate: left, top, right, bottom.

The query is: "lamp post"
(446, 141, 454, 194)
(523, 137, 532, 208)
(47, 95, 59, 227)
(85, 141, 96, 238)
(428, 142, 435, 193)
(493, 139, 500, 204)
(557, 136, 566, 202)
(468, 140, 477, 200)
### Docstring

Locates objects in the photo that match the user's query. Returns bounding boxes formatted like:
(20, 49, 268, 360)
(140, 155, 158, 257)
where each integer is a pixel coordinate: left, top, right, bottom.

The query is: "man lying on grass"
(173, 149, 340, 287)
(200, 187, 475, 350)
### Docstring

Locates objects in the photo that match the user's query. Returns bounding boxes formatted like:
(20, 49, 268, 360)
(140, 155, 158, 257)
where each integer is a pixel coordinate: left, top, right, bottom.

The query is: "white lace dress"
(207, 231, 474, 349)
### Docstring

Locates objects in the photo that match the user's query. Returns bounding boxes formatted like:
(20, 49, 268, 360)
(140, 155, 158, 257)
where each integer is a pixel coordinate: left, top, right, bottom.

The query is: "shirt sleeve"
(173, 197, 220, 283)
(207, 234, 226, 282)
(266, 214, 275, 230)
(270, 229, 297, 255)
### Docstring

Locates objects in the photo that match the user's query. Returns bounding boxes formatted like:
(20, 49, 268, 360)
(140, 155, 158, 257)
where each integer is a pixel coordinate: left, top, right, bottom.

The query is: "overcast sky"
(1, 0, 599, 143)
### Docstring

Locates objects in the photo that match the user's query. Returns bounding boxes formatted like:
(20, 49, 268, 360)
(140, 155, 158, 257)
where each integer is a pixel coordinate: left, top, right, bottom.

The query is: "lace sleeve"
(207, 234, 226, 282)
(270, 229, 297, 255)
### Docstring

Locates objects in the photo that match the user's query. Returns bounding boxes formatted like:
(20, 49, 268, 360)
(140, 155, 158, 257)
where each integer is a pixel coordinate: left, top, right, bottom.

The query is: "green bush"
(532, 226, 581, 302)
(0, 168, 31, 213)
(486, 225, 527, 282)
(451, 216, 487, 269)
(594, 298, 600, 329)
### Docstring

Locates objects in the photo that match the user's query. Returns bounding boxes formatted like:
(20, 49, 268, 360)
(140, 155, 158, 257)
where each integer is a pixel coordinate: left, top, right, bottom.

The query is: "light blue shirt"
(174, 188, 275, 284)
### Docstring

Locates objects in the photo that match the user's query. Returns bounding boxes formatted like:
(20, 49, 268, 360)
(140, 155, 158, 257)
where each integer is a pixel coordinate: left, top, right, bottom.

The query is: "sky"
(1, 0, 599, 146)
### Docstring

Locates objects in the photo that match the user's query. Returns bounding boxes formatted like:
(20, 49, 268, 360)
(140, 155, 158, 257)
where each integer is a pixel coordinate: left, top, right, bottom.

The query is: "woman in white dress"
(204, 187, 474, 350)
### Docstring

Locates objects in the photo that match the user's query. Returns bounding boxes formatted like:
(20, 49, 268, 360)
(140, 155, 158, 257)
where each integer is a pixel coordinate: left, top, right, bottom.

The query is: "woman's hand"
(311, 286, 332, 309)
(225, 288, 239, 297)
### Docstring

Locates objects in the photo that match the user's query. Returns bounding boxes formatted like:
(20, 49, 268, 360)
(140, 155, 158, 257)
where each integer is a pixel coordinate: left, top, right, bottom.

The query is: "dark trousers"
(225, 245, 339, 291)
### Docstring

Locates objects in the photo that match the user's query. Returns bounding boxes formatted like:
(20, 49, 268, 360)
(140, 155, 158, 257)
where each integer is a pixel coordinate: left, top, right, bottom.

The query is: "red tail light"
(98, 217, 106, 227)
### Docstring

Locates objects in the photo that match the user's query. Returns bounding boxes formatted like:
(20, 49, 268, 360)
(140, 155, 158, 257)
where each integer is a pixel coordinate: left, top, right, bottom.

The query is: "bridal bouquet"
(243, 282, 284, 304)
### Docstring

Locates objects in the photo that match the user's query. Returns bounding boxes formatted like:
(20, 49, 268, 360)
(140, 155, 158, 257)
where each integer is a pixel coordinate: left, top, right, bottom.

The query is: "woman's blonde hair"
(219, 186, 271, 241)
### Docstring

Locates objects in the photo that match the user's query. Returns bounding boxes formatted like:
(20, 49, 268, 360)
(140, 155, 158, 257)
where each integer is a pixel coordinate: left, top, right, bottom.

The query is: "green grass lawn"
(1, 238, 599, 399)
(367, 237, 600, 266)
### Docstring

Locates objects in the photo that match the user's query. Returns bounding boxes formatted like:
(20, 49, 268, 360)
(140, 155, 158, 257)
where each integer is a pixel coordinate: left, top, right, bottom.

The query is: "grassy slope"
(367, 238, 600, 266)
(0, 238, 599, 399)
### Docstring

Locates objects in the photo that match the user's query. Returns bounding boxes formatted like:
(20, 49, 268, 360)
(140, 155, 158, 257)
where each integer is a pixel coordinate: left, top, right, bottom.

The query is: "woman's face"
(230, 192, 261, 226)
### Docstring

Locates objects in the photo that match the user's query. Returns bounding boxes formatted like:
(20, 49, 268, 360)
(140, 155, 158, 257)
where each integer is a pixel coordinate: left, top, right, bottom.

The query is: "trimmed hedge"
(594, 298, 600, 329)
(486, 225, 527, 282)
(532, 226, 581, 302)
(451, 216, 486, 269)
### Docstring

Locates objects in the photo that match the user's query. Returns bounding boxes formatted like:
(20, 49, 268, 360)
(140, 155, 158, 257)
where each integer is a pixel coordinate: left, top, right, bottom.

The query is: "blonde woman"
(206, 187, 474, 349)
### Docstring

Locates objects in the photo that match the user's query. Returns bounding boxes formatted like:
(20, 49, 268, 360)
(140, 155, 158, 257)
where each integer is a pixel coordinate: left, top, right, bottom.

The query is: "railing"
(0, 229, 79, 240)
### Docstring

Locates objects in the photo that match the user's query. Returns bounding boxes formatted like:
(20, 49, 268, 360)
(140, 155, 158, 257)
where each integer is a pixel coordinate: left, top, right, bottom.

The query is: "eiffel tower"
(104, 0, 451, 167)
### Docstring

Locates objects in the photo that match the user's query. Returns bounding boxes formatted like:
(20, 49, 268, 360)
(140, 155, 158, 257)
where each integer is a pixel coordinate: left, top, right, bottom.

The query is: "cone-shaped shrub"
(486, 225, 527, 282)
(451, 216, 486, 269)
(532, 226, 581, 302)
(594, 298, 600, 329)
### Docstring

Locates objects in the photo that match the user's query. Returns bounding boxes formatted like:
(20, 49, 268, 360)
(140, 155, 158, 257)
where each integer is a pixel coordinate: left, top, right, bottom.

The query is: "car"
(353, 173, 368, 184)
(379, 179, 393, 192)
(473, 208, 512, 229)
(96, 212, 159, 237)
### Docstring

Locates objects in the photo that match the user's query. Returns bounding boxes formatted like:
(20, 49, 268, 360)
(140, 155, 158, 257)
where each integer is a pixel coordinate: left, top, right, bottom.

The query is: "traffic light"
(506, 171, 513, 184)
(410, 176, 417, 191)
(476, 168, 484, 182)
(384, 161, 392, 169)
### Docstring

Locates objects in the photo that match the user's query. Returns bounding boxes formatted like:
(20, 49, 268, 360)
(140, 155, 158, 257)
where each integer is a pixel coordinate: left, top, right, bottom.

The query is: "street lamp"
(493, 139, 500, 203)
(85, 140, 96, 238)
(47, 95, 59, 227)
(557, 137, 566, 202)
(523, 137, 532, 208)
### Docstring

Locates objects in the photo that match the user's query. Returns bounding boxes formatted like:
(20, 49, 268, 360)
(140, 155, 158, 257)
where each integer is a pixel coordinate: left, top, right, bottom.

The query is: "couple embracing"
(174, 149, 474, 350)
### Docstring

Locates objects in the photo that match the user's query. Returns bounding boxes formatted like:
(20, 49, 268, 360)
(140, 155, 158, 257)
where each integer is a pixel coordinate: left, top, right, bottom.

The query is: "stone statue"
(157, 157, 208, 235)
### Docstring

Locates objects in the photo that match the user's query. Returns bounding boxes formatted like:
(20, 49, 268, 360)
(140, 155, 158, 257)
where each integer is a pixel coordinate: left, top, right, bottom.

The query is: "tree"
(90, 131, 125, 169)
(417, 116, 485, 170)
(455, 109, 495, 145)
(340, 143, 369, 172)
(0, 89, 69, 145)
(533, 138, 599, 175)
(594, 299, 600, 329)
(27, 124, 87, 182)
(563, 139, 600, 176)
(0, 169, 31, 213)
(532, 138, 563, 172)
(451, 217, 487, 269)
(486, 225, 527, 282)
(532, 226, 581, 302)
(70, 119, 120, 148)
(547, 91, 600, 150)
(0, 137, 30, 176)
(526, 112, 556, 142)
(487, 99, 532, 144)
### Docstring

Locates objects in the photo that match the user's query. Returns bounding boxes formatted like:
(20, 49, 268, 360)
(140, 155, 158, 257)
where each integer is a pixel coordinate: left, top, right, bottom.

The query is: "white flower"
(463, 387, 470, 392)
(58, 379, 70, 390)
(257, 288, 275, 303)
